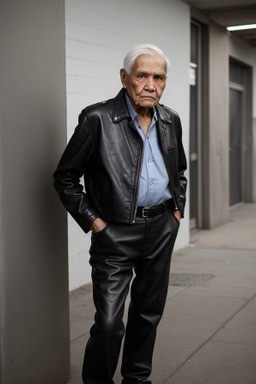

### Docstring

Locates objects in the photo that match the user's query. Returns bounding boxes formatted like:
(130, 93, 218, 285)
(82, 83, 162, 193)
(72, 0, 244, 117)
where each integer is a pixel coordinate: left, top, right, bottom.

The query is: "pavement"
(68, 203, 256, 384)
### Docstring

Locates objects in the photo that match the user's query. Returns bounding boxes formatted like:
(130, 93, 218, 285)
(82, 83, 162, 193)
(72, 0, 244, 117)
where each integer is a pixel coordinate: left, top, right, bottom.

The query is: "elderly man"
(54, 43, 187, 384)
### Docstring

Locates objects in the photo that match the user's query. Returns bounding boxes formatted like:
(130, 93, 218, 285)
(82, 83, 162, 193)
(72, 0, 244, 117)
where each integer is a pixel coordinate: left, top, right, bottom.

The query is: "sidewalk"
(68, 203, 256, 384)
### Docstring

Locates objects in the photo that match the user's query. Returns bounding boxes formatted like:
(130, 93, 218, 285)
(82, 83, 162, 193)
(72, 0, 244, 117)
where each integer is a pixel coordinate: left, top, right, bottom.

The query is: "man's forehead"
(133, 55, 167, 74)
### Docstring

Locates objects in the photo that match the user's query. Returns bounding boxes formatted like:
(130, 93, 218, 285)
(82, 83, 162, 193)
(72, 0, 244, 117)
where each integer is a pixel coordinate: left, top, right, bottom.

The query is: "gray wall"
(0, 1, 70, 383)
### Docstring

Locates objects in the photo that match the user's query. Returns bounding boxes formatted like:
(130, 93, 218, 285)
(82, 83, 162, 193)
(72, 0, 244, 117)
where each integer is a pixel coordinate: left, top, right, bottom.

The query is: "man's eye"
(155, 75, 163, 81)
(138, 73, 146, 78)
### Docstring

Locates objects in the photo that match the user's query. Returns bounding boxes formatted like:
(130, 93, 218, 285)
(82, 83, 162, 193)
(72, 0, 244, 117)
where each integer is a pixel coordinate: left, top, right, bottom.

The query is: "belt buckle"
(142, 206, 150, 218)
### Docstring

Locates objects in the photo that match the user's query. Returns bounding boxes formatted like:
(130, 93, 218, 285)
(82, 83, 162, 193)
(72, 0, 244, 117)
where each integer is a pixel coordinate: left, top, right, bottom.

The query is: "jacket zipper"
(132, 140, 144, 224)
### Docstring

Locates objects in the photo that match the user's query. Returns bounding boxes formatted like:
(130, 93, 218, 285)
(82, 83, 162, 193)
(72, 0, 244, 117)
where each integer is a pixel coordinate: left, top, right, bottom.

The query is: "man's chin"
(139, 100, 157, 109)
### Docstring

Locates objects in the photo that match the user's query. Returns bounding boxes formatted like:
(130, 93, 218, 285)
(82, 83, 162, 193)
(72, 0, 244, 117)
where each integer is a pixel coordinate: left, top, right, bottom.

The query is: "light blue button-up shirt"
(125, 93, 172, 207)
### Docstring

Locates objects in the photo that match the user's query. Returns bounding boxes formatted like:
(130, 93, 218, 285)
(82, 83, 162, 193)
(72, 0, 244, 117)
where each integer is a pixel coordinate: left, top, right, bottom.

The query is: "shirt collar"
(125, 91, 158, 124)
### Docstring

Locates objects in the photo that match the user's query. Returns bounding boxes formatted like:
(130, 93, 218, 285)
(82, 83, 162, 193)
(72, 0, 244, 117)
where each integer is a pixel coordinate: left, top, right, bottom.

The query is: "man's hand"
(174, 209, 182, 222)
(89, 218, 107, 233)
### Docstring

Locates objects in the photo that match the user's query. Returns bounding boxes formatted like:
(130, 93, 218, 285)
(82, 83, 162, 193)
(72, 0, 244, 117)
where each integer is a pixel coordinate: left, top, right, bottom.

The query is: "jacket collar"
(112, 88, 172, 125)
(155, 103, 173, 124)
(112, 89, 130, 123)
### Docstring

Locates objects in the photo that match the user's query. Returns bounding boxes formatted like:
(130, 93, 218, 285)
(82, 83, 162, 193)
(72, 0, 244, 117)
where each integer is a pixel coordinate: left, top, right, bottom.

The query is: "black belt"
(136, 200, 171, 218)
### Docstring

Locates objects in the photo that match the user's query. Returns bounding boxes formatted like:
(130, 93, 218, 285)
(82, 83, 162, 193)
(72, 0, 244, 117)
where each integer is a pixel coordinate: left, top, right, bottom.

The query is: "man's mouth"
(141, 95, 155, 101)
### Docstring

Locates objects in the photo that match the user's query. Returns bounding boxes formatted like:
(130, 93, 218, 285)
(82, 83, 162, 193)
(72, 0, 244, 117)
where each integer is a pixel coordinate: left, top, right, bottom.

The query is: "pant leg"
(121, 209, 180, 384)
(82, 221, 146, 384)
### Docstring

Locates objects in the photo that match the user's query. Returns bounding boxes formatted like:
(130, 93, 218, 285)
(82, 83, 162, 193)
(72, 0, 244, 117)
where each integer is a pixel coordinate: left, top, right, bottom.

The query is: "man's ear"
(120, 69, 128, 88)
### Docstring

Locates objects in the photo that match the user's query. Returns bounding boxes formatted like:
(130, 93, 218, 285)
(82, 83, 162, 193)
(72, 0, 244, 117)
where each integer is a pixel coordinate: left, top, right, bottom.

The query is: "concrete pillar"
(208, 22, 230, 228)
(0, 1, 70, 383)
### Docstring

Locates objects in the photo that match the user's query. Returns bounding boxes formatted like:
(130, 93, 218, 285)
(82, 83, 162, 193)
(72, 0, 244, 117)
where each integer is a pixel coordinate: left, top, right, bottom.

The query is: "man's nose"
(145, 77, 155, 91)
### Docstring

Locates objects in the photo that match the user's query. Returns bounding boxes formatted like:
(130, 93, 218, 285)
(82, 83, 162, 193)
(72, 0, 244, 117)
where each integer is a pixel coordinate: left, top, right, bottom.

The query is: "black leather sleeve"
(53, 111, 99, 233)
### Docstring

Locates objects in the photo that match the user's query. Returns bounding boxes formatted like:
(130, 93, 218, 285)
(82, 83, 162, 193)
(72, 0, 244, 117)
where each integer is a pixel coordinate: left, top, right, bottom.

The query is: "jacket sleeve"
(53, 111, 99, 233)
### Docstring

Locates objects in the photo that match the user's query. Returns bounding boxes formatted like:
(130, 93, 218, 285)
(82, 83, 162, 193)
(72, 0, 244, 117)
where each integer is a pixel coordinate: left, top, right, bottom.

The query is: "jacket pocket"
(91, 223, 109, 236)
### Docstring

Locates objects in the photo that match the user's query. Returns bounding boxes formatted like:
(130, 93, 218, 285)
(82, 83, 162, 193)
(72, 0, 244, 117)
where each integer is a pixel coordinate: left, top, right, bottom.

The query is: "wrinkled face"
(120, 54, 167, 114)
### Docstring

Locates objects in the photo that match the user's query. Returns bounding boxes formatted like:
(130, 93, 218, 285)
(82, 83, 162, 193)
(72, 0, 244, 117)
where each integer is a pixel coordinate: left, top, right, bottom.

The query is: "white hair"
(123, 43, 170, 76)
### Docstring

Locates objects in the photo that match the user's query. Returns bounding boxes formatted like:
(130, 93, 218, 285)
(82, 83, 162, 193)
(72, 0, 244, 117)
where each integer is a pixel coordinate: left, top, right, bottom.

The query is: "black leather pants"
(82, 208, 180, 384)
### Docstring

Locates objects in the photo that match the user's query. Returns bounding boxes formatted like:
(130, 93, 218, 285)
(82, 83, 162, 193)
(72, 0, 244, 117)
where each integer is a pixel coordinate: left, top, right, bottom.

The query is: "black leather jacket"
(53, 89, 187, 233)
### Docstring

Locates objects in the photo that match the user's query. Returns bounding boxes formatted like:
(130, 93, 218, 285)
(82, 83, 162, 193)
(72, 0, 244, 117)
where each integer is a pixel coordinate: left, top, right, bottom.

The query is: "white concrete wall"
(65, 0, 191, 290)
